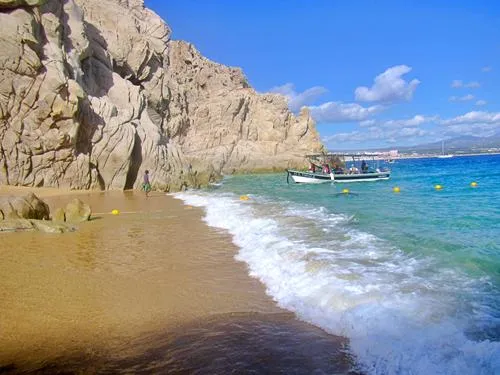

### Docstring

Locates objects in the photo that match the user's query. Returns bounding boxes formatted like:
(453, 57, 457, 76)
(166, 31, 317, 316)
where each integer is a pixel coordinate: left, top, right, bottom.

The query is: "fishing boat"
(286, 170, 334, 184)
(437, 140, 453, 159)
(287, 153, 391, 184)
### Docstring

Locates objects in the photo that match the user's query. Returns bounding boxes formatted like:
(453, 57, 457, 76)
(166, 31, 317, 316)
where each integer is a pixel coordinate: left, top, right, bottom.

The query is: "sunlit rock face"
(0, 0, 323, 191)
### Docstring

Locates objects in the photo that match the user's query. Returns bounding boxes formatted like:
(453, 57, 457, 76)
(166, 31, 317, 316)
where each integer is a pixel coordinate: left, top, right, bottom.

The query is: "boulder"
(0, 193, 50, 220)
(24, 193, 51, 219)
(51, 207, 66, 222)
(31, 220, 75, 233)
(0, 219, 35, 232)
(0, 219, 75, 233)
(0, 194, 86, 233)
(64, 198, 91, 223)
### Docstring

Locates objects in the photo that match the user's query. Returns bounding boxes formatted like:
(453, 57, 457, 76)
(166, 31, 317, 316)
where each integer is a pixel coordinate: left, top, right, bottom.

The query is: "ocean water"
(174, 154, 500, 375)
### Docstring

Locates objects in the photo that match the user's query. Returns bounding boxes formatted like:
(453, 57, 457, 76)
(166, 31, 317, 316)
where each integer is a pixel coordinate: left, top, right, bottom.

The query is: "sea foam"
(174, 191, 500, 375)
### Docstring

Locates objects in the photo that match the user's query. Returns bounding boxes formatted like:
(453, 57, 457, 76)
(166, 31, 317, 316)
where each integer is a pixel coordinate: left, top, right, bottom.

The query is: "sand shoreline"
(0, 185, 352, 373)
(0, 186, 285, 369)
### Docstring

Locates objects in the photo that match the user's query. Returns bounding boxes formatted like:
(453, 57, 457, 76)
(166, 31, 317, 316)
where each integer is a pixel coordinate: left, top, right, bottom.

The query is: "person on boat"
(334, 164, 344, 173)
(349, 165, 359, 174)
(323, 164, 331, 173)
(361, 160, 368, 173)
(308, 163, 316, 173)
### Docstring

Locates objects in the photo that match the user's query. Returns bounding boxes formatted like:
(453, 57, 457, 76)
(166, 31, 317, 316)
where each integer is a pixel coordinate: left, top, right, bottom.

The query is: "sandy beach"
(0, 187, 350, 373)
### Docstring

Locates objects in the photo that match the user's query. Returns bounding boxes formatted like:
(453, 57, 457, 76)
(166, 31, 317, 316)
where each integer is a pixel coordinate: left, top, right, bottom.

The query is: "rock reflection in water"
(8, 313, 359, 375)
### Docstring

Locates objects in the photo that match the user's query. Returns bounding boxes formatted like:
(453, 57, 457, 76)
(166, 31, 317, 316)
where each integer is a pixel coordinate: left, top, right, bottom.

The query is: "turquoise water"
(175, 154, 500, 374)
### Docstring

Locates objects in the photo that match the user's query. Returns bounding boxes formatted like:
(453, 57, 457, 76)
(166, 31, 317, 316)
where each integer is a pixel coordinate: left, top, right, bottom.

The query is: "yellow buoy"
(470, 182, 478, 188)
(111, 209, 120, 215)
(434, 184, 443, 190)
(240, 195, 249, 201)
(393, 186, 401, 193)
(342, 188, 350, 194)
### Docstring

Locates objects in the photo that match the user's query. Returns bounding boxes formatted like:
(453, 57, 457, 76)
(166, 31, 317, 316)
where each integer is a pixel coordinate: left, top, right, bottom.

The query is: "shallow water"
(175, 154, 500, 375)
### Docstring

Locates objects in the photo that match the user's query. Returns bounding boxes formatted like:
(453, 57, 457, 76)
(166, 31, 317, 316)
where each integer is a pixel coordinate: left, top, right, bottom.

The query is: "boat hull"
(287, 170, 333, 184)
(332, 172, 390, 182)
(287, 170, 390, 183)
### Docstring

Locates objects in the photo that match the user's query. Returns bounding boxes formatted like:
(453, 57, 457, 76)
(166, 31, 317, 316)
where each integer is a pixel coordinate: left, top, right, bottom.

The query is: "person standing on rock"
(142, 170, 152, 197)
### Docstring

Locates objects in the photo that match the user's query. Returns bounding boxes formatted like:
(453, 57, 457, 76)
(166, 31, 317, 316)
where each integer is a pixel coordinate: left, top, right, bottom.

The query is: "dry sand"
(0, 187, 284, 369)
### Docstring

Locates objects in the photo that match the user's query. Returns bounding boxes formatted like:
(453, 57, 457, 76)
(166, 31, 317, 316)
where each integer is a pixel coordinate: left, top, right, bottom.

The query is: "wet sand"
(0, 188, 353, 374)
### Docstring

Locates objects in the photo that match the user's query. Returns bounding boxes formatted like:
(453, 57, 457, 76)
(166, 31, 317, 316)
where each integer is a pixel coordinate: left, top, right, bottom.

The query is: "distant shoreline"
(393, 152, 500, 160)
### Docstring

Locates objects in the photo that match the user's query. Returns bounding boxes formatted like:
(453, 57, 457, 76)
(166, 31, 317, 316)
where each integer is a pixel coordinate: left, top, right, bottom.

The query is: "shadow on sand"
(2, 313, 361, 374)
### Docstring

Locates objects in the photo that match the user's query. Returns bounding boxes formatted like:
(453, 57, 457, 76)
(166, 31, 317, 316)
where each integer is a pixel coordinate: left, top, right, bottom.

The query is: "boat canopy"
(305, 153, 389, 173)
(306, 153, 385, 164)
(306, 152, 384, 160)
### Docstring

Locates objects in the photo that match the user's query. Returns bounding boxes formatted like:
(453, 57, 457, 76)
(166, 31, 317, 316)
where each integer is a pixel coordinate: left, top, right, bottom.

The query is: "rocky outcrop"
(0, 193, 72, 232)
(0, 193, 81, 232)
(0, 0, 323, 192)
(164, 42, 323, 174)
(62, 198, 91, 223)
(0, 192, 50, 219)
(0, 218, 75, 233)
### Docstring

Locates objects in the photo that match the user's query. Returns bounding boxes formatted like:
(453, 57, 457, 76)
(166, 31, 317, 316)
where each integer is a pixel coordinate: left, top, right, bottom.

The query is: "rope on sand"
(92, 210, 165, 215)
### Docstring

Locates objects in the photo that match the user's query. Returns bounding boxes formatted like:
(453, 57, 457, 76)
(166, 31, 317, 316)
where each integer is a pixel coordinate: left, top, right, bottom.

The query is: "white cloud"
(441, 111, 500, 125)
(383, 115, 436, 127)
(359, 115, 436, 128)
(359, 119, 376, 127)
(354, 65, 420, 103)
(451, 80, 480, 88)
(322, 126, 428, 145)
(308, 101, 383, 123)
(482, 66, 492, 73)
(449, 94, 475, 102)
(440, 111, 500, 137)
(268, 83, 327, 112)
(322, 113, 438, 146)
(465, 81, 481, 88)
(475, 100, 487, 106)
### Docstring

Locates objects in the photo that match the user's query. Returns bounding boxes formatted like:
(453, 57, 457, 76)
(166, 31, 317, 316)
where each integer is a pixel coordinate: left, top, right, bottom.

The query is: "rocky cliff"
(0, 0, 324, 191)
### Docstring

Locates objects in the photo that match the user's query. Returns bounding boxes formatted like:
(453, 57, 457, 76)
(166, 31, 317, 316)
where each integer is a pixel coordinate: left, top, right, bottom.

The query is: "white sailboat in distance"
(437, 140, 454, 158)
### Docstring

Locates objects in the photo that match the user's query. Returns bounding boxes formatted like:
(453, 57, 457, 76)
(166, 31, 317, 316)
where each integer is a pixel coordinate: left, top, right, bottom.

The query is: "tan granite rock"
(52, 207, 65, 222)
(64, 198, 91, 223)
(0, 0, 324, 192)
(0, 218, 34, 232)
(32, 219, 75, 233)
(0, 218, 75, 233)
(0, 0, 44, 9)
(0, 193, 50, 220)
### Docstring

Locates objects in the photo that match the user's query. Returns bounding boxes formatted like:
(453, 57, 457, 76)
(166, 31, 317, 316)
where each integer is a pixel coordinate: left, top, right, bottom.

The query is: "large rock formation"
(0, 0, 323, 191)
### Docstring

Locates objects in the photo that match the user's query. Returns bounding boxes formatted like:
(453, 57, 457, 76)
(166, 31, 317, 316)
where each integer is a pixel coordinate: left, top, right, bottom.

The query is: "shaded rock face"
(0, 0, 324, 192)
(0, 193, 49, 220)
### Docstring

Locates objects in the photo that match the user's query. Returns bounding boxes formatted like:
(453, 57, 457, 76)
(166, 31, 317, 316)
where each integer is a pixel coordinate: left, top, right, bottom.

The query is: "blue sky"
(145, 0, 500, 150)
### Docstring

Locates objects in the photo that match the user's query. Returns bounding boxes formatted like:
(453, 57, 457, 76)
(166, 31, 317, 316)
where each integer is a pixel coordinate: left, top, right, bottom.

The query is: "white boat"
(287, 153, 391, 184)
(286, 170, 334, 184)
(437, 141, 454, 158)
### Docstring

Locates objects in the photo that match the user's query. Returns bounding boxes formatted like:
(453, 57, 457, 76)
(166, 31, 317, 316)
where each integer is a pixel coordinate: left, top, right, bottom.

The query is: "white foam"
(173, 191, 500, 375)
